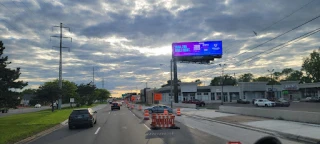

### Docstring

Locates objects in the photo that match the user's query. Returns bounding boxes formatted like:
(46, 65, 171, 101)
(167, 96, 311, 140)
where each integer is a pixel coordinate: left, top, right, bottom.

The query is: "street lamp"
(268, 69, 275, 100)
(219, 64, 226, 105)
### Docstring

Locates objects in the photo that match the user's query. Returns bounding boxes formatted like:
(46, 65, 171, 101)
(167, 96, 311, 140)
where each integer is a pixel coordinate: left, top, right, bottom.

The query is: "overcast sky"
(1, 0, 320, 97)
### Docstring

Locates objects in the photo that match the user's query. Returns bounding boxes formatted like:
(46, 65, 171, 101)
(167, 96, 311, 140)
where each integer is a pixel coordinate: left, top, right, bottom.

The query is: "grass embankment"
(0, 104, 98, 144)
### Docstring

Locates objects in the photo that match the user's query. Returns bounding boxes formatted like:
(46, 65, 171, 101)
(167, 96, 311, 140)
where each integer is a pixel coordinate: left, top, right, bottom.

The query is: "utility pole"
(102, 78, 104, 89)
(268, 69, 275, 100)
(93, 67, 95, 85)
(51, 23, 72, 110)
(219, 64, 226, 105)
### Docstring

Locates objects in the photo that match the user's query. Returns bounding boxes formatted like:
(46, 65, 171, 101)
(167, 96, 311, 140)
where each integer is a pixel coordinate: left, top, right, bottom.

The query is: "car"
(34, 104, 41, 108)
(68, 108, 97, 129)
(108, 100, 113, 104)
(111, 102, 120, 110)
(50, 103, 57, 107)
(275, 99, 290, 107)
(145, 105, 173, 113)
(182, 99, 206, 107)
(237, 99, 250, 104)
(255, 99, 275, 107)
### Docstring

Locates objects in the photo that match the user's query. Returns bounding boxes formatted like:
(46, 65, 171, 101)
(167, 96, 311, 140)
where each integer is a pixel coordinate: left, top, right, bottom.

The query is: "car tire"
(90, 122, 94, 127)
(94, 119, 97, 124)
(265, 104, 268, 107)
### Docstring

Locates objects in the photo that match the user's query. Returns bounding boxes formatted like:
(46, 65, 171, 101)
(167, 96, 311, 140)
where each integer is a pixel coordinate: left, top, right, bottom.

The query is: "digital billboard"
(172, 41, 222, 57)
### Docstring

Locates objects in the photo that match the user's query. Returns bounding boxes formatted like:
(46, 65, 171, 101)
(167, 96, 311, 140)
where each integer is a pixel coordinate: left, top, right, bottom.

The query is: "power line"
(227, 12, 320, 63)
(234, 27, 320, 67)
(258, 0, 316, 33)
(199, 27, 320, 79)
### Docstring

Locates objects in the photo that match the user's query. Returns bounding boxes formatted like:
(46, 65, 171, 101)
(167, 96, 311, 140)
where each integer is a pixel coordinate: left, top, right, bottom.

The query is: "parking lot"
(206, 102, 320, 113)
(226, 102, 320, 112)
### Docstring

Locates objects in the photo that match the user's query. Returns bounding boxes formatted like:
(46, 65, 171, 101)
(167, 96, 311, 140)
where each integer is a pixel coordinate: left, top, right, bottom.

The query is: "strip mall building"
(140, 81, 320, 104)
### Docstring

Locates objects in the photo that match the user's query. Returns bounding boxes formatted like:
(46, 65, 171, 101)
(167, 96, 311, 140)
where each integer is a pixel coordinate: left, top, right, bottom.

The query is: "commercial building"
(153, 81, 320, 104)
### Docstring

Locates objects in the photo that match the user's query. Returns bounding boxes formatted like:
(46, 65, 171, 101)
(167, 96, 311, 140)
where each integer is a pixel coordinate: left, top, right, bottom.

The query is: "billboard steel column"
(173, 57, 178, 103)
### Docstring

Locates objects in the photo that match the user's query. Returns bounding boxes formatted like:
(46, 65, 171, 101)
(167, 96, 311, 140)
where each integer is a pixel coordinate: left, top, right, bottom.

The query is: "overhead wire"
(258, 0, 316, 33)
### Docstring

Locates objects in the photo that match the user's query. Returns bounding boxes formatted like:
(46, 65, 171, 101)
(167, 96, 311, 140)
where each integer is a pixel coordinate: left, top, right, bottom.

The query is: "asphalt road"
(28, 104, 228, 144)
(206, 102, 320, 112)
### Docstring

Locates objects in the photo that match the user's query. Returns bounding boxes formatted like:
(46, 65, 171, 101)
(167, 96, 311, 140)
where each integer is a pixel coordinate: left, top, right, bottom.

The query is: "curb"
(184, 114, 319, 144)
(15, 124, 64, 144)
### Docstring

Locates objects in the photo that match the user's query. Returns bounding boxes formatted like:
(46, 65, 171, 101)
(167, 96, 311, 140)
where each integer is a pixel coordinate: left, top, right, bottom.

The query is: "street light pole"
(219, 64, 226, 105)
(170, 59, 173, 108)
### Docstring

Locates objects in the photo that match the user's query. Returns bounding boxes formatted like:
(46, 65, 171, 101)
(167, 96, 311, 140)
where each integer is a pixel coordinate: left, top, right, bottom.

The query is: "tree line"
(23, 80, 111, 107)
(210, 49, 320, 86)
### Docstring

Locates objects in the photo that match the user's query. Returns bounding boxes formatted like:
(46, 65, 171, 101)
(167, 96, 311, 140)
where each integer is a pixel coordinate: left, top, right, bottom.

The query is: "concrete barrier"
(219, 106, 320, 124)
(162, 103, 196, 109)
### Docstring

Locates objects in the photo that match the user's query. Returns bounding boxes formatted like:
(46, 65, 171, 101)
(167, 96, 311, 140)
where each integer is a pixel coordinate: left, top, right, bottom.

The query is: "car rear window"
(71, 110, 89, 115)
(112, 103, 118, 106)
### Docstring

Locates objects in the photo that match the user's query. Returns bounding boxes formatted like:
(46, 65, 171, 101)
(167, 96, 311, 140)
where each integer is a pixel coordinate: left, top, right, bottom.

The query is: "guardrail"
(219, 106, 320, 124)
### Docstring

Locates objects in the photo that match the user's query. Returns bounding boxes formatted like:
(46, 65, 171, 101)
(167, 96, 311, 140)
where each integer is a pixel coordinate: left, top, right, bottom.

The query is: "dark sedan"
(237, 99, 250, 104)
(275, 99, 290, 107)
(68, 108, 97, 129)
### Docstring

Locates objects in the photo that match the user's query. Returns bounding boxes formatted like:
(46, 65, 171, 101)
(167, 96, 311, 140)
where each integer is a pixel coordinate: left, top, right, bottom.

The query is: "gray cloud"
(1, 0, 319, 96)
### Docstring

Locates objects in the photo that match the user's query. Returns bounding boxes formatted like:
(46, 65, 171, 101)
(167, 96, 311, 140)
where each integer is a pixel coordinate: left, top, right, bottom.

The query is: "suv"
(68, 108, 97, 129)
(111, 102, 120, 110)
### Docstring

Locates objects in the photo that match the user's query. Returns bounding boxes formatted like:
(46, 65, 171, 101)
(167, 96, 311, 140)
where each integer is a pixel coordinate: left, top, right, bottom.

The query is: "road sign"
(70, 98, 74, 103)
(131, 96, 136, 101)
(154, 93, 162, 101)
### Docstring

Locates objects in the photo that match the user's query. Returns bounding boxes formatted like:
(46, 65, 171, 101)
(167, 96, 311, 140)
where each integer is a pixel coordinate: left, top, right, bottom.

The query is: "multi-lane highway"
(28, 104, 227, 144)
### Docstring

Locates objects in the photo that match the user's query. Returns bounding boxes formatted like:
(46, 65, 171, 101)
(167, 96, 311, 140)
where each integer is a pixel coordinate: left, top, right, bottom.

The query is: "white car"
(255, 99, 275, 107)
(34, 104, 41, 108)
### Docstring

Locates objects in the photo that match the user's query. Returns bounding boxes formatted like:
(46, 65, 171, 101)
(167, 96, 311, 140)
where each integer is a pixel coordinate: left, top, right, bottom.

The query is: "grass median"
(0, 104, 98, 144)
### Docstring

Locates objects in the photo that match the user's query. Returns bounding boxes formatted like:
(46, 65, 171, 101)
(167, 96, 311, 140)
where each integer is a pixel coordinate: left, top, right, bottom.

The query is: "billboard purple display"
(172, 41, 222, 57)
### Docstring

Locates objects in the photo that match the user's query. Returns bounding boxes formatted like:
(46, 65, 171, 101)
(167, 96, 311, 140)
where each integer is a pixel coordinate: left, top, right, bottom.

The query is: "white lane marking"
(108, 112, 110, 114)
(144, 124, 151, 130)
(132, 113, 135, 116)
(94, 127, 101, 134)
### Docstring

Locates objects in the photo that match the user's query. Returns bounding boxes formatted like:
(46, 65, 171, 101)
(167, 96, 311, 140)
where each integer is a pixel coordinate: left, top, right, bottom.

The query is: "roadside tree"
(0, 41, 28, 110)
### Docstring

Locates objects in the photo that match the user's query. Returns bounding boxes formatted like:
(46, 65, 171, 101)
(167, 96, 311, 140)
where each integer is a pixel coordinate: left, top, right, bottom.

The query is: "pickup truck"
(182, 99, 206, 107)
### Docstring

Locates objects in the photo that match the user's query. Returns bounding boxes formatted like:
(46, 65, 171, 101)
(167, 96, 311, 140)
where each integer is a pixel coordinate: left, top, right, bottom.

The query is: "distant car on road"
(108, 100, 113, 104)
(111, 102, 120, 110)
(275, 99, 290, 107)
(68, 108, 97, 129)
(182, 99, 206, 107)
(237, 99, 250, 104)
(255, 99, 275, 107)
(145, 105, 173, 113)
(34, 104, 41, 108)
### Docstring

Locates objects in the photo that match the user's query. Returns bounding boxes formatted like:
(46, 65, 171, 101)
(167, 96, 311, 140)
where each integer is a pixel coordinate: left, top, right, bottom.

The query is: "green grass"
(0, 104, 98, 144)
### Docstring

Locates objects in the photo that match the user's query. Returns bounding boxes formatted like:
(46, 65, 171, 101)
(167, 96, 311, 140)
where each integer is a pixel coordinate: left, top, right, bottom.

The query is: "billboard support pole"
(173, 57, 179, 103)
(170, 59, 173, 108)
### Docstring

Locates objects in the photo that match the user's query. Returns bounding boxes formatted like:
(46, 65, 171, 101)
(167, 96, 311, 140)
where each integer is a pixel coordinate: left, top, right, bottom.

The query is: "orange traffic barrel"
(176, 108, 181, 116)
(144, 110, 150, 120)
(164, 109, 168, 115)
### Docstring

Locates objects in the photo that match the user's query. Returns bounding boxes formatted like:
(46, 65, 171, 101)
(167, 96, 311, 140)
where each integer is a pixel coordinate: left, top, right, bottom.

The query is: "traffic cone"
(176, 108, 181, 116)
(138, 105, 142, 111)
(164, 109, 168, 115)
(144, 110, 150, 120)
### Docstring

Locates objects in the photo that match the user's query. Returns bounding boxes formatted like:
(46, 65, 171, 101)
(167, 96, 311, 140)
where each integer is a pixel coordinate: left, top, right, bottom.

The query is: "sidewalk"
(183, 109, 320, 143)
